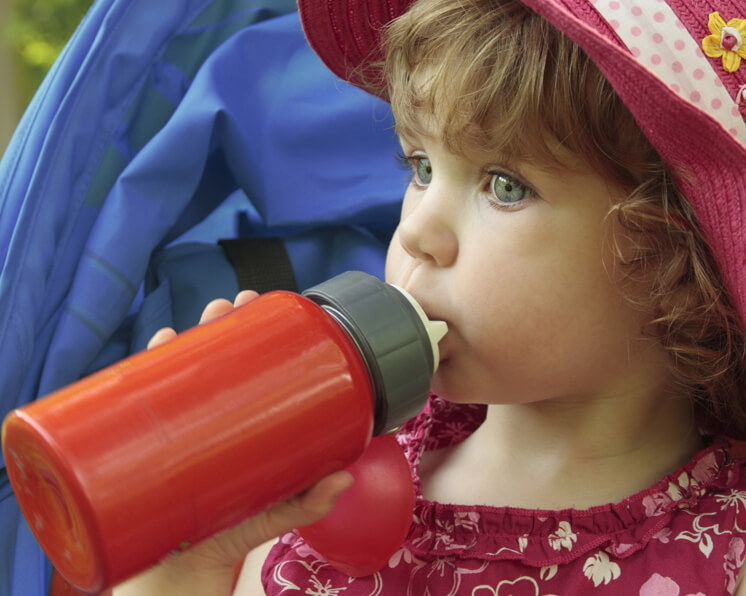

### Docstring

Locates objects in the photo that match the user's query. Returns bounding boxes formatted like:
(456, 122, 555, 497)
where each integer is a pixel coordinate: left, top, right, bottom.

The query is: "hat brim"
(298, 0, 415, 93)
(298, 0, 746, 324)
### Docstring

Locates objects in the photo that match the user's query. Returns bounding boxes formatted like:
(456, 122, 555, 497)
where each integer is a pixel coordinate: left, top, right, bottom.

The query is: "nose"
(396, 186, 459, 267)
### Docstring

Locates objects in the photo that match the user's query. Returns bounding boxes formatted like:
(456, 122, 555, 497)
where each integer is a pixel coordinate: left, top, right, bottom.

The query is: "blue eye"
(490, 173, 528, 206)
(413, 157, 433, 186)
(395, 152, 433, 187)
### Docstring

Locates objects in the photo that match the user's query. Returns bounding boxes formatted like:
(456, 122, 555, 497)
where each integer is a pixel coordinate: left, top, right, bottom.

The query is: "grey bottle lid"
(303, 271, 447, 435)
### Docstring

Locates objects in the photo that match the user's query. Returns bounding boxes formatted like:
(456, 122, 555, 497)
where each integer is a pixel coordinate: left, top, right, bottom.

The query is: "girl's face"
(385, 128, 670, 406)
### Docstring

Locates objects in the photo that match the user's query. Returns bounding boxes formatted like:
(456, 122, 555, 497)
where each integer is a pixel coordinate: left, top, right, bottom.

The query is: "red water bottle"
(1, 271, 446, 593)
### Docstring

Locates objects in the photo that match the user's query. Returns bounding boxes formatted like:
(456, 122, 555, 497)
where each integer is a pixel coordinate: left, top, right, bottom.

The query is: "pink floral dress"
(263, 396, 746, 595)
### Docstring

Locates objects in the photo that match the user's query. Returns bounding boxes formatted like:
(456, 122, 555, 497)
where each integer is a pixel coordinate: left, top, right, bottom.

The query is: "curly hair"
(376, 0, 746, 435)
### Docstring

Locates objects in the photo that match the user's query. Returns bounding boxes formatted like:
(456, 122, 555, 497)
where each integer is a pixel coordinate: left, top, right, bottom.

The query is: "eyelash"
(395, 152, 433, 194)
(395, 151, 421, 176)
(394, 151, 536, 210)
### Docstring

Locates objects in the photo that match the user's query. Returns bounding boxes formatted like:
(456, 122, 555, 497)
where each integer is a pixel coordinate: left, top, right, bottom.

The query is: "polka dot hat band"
(591, 1, 745, 145)
(298, 0, 746, 329)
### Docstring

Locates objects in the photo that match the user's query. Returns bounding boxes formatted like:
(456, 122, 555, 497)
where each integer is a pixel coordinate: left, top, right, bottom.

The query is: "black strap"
(218, 238, 297, 294)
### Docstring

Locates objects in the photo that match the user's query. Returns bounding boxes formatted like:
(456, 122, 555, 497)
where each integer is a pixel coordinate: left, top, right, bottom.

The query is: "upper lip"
(396, 283, 443, 319)
(400, 286, 436, 318)
(413, 295, 446, 327)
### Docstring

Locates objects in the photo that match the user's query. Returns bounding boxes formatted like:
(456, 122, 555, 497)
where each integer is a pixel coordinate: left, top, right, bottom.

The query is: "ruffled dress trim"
(399, 395, 743, 568)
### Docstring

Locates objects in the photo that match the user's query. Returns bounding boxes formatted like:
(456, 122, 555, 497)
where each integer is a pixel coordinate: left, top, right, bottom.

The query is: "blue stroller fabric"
(0, 1, 404, 594)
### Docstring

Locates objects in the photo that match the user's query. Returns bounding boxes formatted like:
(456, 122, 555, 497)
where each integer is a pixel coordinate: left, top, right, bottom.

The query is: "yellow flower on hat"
(702, 12, 746, 73)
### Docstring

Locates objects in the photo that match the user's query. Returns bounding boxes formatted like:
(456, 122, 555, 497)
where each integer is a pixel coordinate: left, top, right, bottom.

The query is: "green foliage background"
(5, 0, 94, 105)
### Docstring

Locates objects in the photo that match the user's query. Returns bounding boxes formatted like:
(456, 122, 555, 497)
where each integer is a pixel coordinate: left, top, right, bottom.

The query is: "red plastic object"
(2, 291, 375, 593)
(299, 433, 415, 577)
(50, 569, 111, 596)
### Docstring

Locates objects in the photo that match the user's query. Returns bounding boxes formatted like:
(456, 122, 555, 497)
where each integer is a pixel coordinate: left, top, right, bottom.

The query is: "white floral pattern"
(262, 396, 746, 595)
(717, 489, 746, 513)
(305, 576, 347, 596)
(547, 521, 577, 552)
(471, 576, 558, 596)
(582, 552, 620, 587)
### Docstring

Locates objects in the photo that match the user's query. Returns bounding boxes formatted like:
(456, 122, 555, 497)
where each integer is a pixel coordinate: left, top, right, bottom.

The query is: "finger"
(233, 290, 259, 308)
(199, 298, 235, 324)
(292, 470, 355, 526)
(259, 471, 354, 541)
(147, 327, 177, 350)
(220, 471, 354, 560)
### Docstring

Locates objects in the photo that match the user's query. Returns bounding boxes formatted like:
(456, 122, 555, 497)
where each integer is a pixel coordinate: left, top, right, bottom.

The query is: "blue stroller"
(0, 1, 404, 594)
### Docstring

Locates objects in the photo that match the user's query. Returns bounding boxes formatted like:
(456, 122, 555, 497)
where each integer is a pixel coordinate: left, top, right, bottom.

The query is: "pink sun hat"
(298, 0, 746, 328)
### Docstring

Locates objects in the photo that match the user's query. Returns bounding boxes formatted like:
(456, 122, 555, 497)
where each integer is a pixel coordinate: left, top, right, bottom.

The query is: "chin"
(430, 374, 475, 405)
(431, 371, 512, 406)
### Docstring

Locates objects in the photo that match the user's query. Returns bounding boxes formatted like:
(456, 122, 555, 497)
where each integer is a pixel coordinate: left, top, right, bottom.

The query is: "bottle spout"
(390, 285, 448, 373)
(426, 320, 448, 372)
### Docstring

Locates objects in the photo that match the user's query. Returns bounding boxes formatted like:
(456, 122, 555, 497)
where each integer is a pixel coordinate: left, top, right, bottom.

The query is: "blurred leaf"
(5, 0, 93, 100)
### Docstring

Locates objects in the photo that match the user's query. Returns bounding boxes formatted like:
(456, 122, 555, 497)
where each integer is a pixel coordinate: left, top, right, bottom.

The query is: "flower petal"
(722, 51, 742, 72)
(726, 18, 746, 37)
(708, 12, 726, 36)
(703, 35, 726, 58)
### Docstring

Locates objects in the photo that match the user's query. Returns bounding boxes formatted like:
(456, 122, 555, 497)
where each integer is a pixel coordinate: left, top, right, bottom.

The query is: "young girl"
(115, 0, 746, 593)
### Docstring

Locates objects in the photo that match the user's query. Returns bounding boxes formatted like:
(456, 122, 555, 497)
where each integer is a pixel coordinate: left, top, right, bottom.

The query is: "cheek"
(452, 228, 641, 388)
